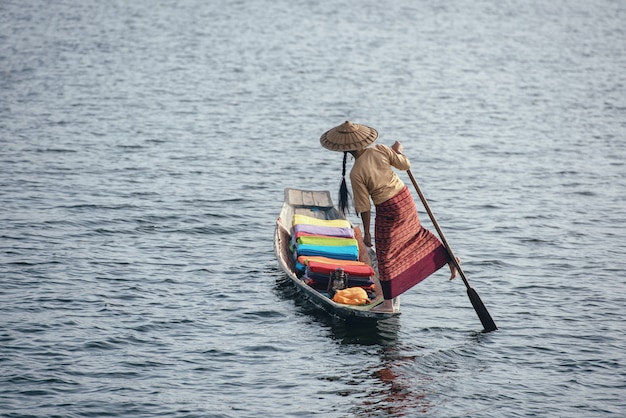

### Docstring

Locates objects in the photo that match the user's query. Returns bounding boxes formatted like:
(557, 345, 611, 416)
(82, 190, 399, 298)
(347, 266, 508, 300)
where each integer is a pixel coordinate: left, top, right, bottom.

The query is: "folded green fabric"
(297, 235, 358, 247)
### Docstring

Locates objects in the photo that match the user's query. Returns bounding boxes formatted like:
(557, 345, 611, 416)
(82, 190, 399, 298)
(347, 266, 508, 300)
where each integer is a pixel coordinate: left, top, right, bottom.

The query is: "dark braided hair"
(338, 151, 351, 215)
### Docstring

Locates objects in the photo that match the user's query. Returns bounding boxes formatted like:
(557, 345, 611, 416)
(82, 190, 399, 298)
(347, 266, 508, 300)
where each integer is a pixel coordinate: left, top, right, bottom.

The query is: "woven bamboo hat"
(320, 120, 378, 152)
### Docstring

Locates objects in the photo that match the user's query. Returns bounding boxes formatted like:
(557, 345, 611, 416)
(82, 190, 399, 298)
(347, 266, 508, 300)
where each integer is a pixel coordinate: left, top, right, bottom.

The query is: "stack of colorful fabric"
(291, 215, 374, 291)
(291, 215, 358, 262)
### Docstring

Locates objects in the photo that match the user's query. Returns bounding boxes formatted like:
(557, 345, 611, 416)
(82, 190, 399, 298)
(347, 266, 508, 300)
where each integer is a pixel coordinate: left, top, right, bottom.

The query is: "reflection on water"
(274, 276, 400, 346)
(357, 347, 435, 417)
(369, 364, 430, 416)
(276, 275, 437, 416)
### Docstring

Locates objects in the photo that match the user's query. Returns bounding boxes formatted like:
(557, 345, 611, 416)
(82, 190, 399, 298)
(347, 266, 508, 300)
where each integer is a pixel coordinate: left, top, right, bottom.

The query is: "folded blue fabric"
(296, 244, 359, 260)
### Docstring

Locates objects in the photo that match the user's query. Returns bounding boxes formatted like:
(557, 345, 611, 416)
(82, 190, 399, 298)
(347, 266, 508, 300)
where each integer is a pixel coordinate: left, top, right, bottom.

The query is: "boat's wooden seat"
(284, 188, 341, 220)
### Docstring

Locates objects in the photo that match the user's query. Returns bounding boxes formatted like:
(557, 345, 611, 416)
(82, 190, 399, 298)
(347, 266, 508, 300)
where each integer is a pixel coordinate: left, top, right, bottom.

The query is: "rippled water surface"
(2, 0, 625, 416)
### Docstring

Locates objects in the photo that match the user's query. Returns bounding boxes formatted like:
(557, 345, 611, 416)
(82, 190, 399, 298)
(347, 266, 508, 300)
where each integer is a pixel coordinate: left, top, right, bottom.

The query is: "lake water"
(1, 0, 625, 416)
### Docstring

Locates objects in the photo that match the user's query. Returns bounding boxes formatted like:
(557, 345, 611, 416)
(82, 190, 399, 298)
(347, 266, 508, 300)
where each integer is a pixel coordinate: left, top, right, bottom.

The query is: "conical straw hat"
(320, 121, 378, 152)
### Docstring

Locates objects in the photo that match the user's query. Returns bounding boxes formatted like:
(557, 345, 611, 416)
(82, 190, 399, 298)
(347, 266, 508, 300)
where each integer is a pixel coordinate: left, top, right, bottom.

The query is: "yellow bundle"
(332, 287, 370, 306)
(293, 214, 351, 229)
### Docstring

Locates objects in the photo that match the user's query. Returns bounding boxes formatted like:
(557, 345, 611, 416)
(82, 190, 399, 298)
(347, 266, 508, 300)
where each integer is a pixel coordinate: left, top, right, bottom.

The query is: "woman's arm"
(360, 210, 372, 247)
(389, 141, 410, 170)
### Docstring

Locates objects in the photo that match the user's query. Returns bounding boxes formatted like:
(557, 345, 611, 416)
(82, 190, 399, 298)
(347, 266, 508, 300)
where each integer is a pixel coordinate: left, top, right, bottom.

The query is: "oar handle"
(406, 169, 470, 289)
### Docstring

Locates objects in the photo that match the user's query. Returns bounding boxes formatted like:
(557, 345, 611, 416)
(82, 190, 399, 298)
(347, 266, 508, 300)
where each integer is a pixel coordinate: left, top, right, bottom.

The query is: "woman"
(320, 120, 457, 312)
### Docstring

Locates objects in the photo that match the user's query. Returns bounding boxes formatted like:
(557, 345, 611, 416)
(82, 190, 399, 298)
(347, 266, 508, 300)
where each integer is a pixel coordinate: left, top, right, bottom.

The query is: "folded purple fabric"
(293, 224, 354, 238)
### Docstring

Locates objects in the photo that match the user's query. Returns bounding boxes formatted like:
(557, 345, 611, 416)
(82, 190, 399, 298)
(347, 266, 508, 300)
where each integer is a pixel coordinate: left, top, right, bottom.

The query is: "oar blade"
(467, 287, 498, 332)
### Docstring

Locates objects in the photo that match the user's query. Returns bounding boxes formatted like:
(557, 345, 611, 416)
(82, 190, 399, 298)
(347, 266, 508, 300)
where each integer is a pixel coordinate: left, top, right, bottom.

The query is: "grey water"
(1, 0, 625, 416)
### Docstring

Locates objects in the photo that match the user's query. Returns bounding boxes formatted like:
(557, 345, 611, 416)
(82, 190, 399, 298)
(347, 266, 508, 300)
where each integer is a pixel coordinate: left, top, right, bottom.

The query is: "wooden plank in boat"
(285, 189, 333, 209)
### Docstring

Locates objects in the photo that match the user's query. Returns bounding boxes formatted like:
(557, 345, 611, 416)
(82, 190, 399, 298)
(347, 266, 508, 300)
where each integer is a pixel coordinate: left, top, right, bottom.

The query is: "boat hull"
(274, 188, 400, 320)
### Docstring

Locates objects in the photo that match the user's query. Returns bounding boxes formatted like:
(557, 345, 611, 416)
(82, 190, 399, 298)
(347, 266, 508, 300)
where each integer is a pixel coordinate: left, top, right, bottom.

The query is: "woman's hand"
(363, 231, 373, 247)
(391, 141, 403, 154)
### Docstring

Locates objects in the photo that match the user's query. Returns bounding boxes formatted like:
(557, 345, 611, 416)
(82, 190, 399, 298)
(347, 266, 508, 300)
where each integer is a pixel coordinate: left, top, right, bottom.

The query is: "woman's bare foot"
(371, 299, 394, 313)
(448, 257, 460, 280)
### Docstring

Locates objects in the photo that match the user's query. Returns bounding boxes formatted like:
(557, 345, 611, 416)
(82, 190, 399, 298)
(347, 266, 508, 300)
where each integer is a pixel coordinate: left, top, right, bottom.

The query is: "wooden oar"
(406, 169, 498, 332)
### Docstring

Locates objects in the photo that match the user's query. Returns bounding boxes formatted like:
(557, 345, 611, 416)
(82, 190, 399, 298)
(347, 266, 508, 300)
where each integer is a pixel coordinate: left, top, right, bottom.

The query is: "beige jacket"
(349, 144, 411, 214)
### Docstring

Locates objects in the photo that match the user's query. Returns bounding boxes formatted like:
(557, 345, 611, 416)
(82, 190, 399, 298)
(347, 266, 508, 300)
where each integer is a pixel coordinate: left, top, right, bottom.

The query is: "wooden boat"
(274, 188, 400, 319)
